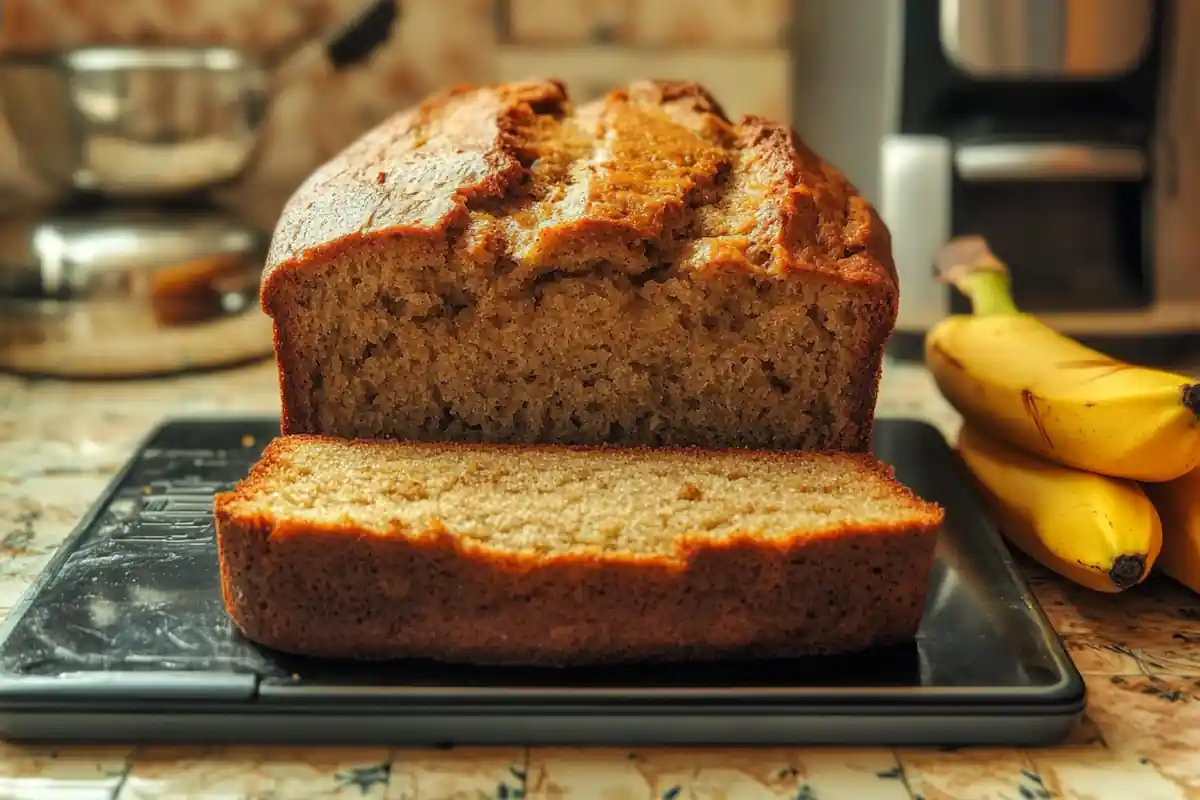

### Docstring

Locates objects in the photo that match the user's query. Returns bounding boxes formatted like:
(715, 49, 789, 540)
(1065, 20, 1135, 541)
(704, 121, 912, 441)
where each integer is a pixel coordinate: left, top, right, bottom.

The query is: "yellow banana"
(925, 236, 1200, 483)
(1143, 467, 1200, 595)
(957, 424, 1162, 593)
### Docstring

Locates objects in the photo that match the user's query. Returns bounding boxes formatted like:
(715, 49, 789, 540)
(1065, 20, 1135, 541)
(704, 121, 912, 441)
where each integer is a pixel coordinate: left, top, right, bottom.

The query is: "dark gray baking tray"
(0, 416, 1085, 747)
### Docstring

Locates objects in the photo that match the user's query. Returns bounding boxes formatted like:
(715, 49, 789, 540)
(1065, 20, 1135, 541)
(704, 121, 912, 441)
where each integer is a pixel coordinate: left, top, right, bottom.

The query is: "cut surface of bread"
(216, 436, 944, 667)
(261, 78, 898, 452)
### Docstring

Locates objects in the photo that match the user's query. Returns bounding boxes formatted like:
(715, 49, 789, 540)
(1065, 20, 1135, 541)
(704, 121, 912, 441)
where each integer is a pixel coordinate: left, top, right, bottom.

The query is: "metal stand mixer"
(0, 0, 398, 378)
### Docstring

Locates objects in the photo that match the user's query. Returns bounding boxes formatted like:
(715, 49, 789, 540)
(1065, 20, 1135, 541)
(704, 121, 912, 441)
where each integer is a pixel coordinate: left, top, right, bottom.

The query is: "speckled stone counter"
(1, 357, 1199, 800)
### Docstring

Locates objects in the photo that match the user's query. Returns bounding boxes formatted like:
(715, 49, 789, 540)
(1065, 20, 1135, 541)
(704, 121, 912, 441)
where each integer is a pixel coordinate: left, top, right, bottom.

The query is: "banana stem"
(945, 266, 1020, 317)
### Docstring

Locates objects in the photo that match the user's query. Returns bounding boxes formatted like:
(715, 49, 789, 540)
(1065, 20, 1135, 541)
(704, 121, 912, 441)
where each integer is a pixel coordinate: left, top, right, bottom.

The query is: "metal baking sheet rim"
(0, 414, 1088, 745)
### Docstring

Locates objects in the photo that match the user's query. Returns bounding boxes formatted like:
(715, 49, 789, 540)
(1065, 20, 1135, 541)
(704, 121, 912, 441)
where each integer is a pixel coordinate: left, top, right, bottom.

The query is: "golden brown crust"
(215, 436, 942, 666)
(259, 78, 898, 314)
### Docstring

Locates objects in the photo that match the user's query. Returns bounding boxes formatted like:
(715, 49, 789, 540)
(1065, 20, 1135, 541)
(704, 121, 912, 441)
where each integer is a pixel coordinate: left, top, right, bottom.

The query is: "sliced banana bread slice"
(215, 435, 943, 666)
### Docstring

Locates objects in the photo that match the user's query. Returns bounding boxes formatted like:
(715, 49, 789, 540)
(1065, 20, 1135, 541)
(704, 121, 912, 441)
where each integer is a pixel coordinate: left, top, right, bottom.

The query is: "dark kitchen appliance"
(875, 0, 1200, 358)
(0, 416, 1084, 747)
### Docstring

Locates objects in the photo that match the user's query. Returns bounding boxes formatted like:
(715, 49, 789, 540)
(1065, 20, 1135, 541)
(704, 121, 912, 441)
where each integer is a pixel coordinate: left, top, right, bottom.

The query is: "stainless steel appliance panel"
(940, 0, 1154, 79)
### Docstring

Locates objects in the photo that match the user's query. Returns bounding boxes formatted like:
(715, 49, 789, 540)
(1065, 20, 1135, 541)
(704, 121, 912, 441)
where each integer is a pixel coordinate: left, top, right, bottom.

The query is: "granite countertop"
(1, 357, 1199, 800)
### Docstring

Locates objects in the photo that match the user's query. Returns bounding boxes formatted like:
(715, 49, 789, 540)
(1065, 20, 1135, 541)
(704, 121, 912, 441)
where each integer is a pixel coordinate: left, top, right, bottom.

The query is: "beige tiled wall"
(505, 0, 790, 45)
(0, 0, 794, 220)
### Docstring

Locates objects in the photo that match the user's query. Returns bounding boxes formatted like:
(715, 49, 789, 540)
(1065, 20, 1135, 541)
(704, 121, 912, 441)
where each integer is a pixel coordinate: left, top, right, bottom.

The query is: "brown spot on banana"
(1057, 358, 1121, 368)
(1021, 389, 1055, 450)
(1056, 358, 1138, 385)
(929, 341, 966, 372)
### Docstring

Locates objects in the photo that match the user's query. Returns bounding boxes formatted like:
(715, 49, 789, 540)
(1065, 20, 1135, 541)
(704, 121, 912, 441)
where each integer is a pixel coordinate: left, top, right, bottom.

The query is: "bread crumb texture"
(261, 78, 899, 453)
(224, 437, 939, 559)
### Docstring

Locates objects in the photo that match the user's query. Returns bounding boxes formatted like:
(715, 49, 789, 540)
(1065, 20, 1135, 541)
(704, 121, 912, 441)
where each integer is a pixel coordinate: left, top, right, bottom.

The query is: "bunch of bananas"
(924, 236, 1200, 594)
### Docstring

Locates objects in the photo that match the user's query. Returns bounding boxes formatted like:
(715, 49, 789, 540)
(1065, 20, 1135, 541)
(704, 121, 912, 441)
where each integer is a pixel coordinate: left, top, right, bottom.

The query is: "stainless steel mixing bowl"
(0, 47, 270, 198)
(0, 0, 399, 199)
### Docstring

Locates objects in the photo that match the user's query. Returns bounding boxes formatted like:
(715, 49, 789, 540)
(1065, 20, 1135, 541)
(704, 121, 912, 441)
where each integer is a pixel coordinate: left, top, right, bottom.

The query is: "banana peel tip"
(1184, 383, 1200, 418)
(1110, 554, 1147, 590)
(934, 236, 1008, 283)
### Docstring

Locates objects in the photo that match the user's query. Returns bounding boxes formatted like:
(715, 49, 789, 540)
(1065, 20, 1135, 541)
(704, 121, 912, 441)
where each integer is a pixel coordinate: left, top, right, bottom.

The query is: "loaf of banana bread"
(216, 436, 943, 666)
(260, 78, 899, 451)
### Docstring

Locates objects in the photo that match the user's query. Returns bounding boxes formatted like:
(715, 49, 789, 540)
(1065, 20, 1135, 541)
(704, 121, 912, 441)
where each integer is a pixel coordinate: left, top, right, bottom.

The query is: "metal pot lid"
(0, 206, 265, 303)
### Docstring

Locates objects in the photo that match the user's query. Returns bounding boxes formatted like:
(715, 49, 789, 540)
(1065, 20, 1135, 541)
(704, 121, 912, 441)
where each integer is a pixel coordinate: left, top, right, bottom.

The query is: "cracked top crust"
(261, 78, 898, 312)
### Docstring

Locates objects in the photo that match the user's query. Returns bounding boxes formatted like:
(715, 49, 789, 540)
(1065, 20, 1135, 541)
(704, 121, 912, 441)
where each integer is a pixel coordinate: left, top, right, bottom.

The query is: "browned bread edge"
(215, 436, 943, 666)
(259, 78, 899, 299)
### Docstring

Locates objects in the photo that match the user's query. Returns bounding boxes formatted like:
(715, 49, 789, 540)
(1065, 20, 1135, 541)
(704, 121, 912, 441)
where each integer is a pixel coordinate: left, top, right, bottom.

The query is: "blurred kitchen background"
(0, 0, 1198, 377)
